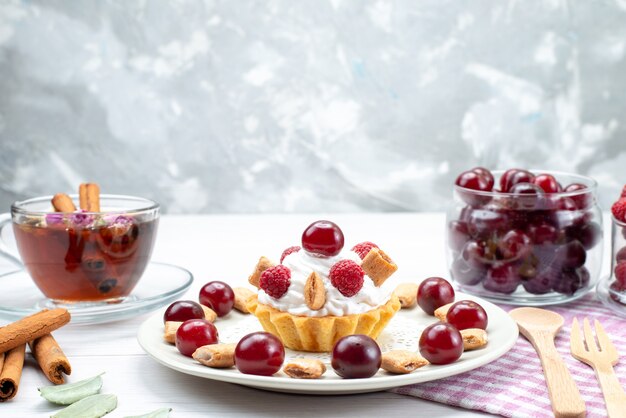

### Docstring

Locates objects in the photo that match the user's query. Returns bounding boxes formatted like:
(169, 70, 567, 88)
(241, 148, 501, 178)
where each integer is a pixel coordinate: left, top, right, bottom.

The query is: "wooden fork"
(570, 318, 626, 418)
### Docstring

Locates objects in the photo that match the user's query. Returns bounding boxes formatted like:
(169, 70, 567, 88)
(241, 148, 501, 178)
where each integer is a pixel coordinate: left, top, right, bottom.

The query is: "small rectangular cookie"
(282, 358, 326, 379)
(193, 343, 236, 368)
(393, 283, 419, 309)
(361, 248, 398, 287)
(233, 287, 256, 313)
(381, 350, 429, 374)
(164, 321, 182, 344)
(434, 303, 454, 322)
(248, 256, 274, 288)
(460, 328, 488, 350)
(201, 305, 218, 322)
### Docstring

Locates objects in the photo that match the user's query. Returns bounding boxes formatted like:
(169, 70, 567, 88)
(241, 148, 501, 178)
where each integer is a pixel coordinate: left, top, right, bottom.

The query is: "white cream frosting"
(257, 249, 392, 317)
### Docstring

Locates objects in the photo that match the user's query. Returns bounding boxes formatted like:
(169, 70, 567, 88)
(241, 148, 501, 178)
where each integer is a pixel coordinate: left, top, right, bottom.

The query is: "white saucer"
(0, 262, 193, 325)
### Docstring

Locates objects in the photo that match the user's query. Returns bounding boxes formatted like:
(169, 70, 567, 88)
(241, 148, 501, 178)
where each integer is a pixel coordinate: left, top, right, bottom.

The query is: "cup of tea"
(0, 194, 160, 303)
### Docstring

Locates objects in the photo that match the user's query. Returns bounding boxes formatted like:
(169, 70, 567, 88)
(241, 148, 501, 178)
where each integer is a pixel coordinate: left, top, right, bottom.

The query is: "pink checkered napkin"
(391, 294, 626, 418)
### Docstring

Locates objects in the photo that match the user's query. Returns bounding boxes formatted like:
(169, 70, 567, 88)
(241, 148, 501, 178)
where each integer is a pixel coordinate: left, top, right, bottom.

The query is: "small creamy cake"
(246, 220, 400, 352)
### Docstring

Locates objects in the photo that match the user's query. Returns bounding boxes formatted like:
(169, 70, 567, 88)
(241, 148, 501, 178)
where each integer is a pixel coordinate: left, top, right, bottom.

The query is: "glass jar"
(596, 216, 626, 317)
(446, 170, 603, 305)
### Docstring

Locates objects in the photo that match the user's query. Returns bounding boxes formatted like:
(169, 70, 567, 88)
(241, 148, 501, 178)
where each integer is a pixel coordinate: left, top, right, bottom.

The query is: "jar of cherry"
(446, 168, 603, 305)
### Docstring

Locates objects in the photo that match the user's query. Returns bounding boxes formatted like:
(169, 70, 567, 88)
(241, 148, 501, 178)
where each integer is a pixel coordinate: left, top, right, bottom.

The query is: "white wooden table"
(1, 212, 547, 417)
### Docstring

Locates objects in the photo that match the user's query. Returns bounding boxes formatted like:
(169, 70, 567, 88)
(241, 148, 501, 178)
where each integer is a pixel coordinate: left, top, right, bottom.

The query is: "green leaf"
(51, 393, 117, 418)
(124, 407, 172, 418)
(39, 373, 104, 405)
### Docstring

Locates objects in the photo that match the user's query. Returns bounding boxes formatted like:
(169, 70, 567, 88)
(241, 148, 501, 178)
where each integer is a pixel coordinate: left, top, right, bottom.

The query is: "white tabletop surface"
(3, 211, 587, 417)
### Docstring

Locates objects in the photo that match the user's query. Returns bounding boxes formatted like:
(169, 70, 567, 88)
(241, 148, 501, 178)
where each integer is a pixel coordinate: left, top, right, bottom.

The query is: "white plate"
(0, 262, 193, 325)
(138, 292, 518, 394)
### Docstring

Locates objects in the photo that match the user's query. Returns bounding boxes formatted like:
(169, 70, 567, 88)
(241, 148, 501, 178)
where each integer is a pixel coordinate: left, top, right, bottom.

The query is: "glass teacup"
(0, 195, 159, 303)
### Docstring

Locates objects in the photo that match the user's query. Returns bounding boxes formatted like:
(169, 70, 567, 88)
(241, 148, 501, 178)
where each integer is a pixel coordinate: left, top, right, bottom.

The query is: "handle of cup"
(0, 212, 24, 268)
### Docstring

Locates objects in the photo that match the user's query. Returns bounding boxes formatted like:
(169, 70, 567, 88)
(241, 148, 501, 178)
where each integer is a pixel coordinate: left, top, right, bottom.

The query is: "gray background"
(0, 0, 625, 214)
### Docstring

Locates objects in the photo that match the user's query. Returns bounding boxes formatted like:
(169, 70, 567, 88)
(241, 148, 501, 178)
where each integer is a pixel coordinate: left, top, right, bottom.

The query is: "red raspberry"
(329, 260, 364, 297)
(615, 261, 626, 287)
(260, 265, 291, 299)
(621, 185, 626, 198)
(611, 198, 626, 222)
(351, 241, 379, 259)
(610, 282, 626, 298)
(280, 246, 301, 263)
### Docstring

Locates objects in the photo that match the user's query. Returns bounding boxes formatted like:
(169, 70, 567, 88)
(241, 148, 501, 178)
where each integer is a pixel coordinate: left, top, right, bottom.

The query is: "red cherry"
(447, 220, 470, 252)
(461, 240, 489, 269)
(455, 171, 493, 207)
(523, 269, 558, 294)
(498, 229, 531, 260)
(175, 319, 219, 357)
(500, 169, 535, 192)
(554, 196, 578, 211)
(499, 169, 518, 192)
(331, 334, 381, 378)
(451, 258, 484, 286)
(163, 300, 205, 323)
(509, 182, 543, 195)
(484, 263, 521, 294)
(199, 281, 235, 317)
(571, 222, 602, 250)
(455, 171, 492, 192)
(528, 223, 558, 245)
(564, 183, 590, 209)
(466, 207, 511, 238)
(417, 277, 455, 315)
(419, 322, 463, 365)
(234, 332, 285, 376)
(471, 167, 495, 190)
(533, 174, 560, 193)
(301, 220, 345, 257)
(564, 182, 587, 193)
(553, 267, 590, 295)
(509, 182, 545, 210)
(556, 240, 586, 269)
(446, 300, 488, 330)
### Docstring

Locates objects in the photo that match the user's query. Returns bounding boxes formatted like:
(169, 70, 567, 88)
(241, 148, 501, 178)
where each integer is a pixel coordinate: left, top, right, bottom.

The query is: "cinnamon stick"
(79, 183, 100, 212)
(51, 193, 76, 212)
(0, 344, 25, 401)
(29, 334, 71, 384)
(0, 309, 70, 354)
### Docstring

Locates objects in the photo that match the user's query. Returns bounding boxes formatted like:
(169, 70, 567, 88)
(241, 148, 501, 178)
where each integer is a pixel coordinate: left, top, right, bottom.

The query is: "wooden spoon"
(509, 307, 586, 418)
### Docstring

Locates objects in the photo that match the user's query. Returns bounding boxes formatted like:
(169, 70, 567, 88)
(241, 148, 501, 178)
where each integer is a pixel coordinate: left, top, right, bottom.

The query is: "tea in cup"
(1, 189, 159, 303)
